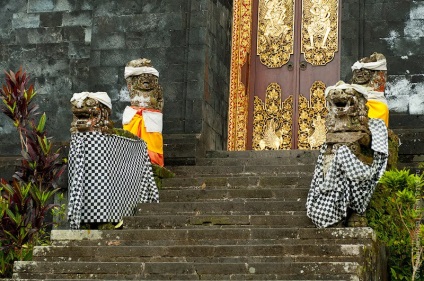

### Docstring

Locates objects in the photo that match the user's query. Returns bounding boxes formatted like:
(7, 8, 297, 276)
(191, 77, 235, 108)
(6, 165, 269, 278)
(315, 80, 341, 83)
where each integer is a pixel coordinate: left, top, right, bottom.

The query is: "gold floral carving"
(298, 81, 328, 149)
(253, 83, 293, 150)
(257, 0, 294, 68)
(301, 0, 338, 65)
(228, 0, 252, 151)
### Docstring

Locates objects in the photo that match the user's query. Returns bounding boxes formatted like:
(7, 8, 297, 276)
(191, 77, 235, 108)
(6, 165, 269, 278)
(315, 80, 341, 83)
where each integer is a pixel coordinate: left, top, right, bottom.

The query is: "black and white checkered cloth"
(306, 118, 388, 228)
(67, 131, 159, 229)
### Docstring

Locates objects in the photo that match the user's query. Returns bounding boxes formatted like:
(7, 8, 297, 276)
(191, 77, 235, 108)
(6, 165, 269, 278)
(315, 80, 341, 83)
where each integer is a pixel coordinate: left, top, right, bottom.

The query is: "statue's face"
(352, 68, 371, 85)
(127, 74, 158, 93)
(71, 97, 100, 117)
(326, 87, 359, 116)
(126, 73, 162, 109)
(70, 97, 112, 133)
(325, 85, 369, 135)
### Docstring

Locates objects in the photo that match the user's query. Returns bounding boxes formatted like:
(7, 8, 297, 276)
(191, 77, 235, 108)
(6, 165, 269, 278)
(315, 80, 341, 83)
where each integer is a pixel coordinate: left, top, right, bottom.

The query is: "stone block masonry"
(0, 0, 233, 165)
(341, 0, 424, 115)
(0, 0, 422, 168)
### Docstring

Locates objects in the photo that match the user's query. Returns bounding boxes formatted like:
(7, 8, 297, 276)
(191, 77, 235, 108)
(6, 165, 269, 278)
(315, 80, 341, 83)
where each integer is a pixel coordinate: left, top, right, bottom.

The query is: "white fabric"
(324, 82, 387, 105)
(351, 59, 387, 71)
(324, 82, 368, 97)
(122, 106, 163, 133)
(122, 106, 138, 125)
(366, 90, 388, 105)
(71, 92, 112, 109)
(124, 66, 159, 78)
(142, 111, 163, 133)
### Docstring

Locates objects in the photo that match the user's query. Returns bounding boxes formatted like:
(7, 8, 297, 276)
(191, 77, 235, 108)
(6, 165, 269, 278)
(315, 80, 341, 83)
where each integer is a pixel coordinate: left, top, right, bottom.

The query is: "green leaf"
(2, 99, 16, 115)
(36, 113, 46, 133)
(29, 161, 37, 170)
(5, 208, 21, 225)
(43, 136, 51, 154)
(37, 136, 48, 155)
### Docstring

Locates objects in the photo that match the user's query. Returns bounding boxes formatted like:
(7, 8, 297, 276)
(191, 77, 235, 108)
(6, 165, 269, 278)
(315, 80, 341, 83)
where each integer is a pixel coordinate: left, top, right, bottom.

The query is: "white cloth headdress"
(325, 82, 387, 105)
(124, 66, 159, 79)
(351, 59, 387, 71)
(70, 92, 112, 109)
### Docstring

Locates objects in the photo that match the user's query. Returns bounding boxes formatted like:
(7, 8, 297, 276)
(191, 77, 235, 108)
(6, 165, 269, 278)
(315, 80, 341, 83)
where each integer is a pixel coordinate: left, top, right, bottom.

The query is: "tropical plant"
(0, 68, 66, 277)
(0, 68, 66, 190)
(0, 179, 60, 277)
(367, 169, 424, 280)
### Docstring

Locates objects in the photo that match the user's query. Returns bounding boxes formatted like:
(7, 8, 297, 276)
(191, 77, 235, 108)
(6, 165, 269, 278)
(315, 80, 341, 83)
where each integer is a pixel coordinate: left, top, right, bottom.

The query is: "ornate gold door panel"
(253, 83, 293, 150)
(298, 81, 329, 149)
(301, 0, 339, 66)
(257, 0, 295, 68)
(228, 0, 340, 151)
(227, 0, 252, 151)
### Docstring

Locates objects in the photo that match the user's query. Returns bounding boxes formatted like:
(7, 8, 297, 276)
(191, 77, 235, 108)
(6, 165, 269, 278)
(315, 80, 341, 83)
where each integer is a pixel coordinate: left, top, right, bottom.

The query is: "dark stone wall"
(341, 0, 424, 115)
(341, 0, 424, 168)
(0, 0, 233, 162)
(0, 0, 422, 167)
(200, 0, 232, 153)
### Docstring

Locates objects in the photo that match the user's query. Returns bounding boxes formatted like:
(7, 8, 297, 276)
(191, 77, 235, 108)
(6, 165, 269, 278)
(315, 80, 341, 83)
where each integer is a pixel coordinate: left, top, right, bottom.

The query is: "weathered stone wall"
(341, 0, 424, 115)
(199, 0, 232, 153)
(341, 0, 424, 168)
(0, 0, 233, 164)
(0, 0, 422, 169)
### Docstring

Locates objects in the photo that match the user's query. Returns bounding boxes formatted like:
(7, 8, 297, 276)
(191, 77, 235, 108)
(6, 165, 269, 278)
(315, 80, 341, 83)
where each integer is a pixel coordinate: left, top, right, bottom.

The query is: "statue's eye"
(143, 82, 150, 88)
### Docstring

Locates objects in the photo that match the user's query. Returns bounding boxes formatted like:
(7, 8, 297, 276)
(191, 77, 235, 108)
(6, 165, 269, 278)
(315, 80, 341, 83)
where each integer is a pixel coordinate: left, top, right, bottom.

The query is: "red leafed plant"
(0, 67, 66, 190)
(0, 68, 67, 277)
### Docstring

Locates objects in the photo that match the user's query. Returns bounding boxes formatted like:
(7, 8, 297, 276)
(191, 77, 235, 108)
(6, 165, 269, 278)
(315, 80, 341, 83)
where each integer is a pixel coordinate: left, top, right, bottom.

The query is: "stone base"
(347, 212, 368, 227)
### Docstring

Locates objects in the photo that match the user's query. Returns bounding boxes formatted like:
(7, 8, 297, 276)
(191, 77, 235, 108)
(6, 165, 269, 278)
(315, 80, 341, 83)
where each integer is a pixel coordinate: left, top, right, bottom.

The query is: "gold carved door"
(228, 0, 341, 151)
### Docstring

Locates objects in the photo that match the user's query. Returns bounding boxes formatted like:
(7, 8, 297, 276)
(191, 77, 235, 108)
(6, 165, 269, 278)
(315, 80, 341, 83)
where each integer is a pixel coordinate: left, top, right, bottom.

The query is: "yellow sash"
(123, 113, 163, 155)
(366, 100, 389, 126)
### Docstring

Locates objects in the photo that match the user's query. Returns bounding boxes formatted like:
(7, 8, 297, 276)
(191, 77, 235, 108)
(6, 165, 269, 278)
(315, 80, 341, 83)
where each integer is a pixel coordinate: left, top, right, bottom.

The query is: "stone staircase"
(11, 150, 386, 280)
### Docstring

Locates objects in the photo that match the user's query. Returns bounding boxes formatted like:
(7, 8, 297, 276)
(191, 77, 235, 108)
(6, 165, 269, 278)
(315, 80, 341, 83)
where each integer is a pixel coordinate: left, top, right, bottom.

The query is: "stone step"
(162, 175, 313, 189)
(123, 213, 313, 229)
(31, 256, 368, 265)
(10, 147, 386, 281)
(51, 237, 371, 247)
(205, 149, 320, 160)
(159, 188, 309, 202)
(168, 164, 316, 177)
(195, 155, 318, 167)
(31, 243, 372, 262)
(6, 277, 362, 281)
(13, 261, 362, 280)
(136, 201, 306, 215)
(50, 228, 375, 247)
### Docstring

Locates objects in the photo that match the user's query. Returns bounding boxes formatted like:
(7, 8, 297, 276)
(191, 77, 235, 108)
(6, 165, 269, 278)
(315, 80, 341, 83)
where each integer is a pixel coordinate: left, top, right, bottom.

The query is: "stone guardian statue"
(70, 92, 114, 134)
(122, 58, 164, 167)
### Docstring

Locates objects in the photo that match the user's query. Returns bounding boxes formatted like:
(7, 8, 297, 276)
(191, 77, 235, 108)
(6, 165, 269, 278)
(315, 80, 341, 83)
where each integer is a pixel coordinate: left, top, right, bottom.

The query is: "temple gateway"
(0, 0, 424, 280)
(0, 0, 422, 166)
